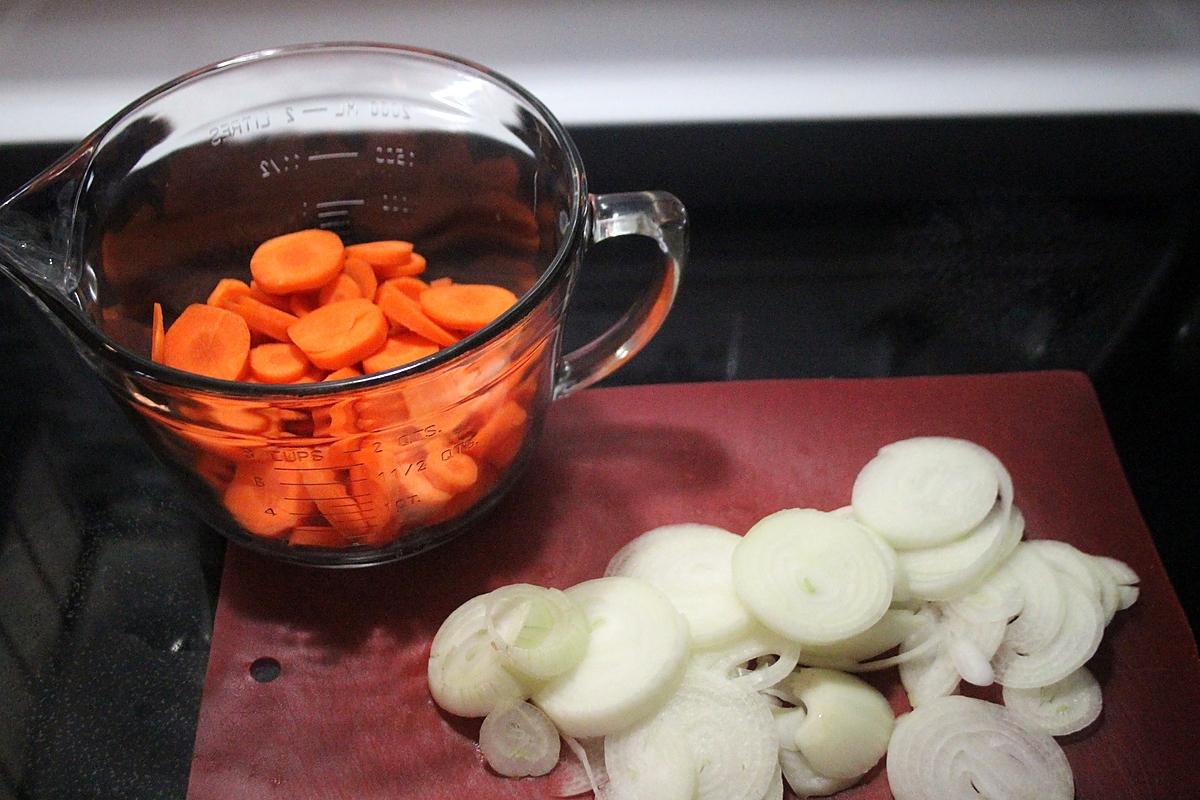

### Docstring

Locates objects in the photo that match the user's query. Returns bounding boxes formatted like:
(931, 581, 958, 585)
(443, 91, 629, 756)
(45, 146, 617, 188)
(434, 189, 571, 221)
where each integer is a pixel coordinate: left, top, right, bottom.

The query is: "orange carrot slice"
(318, 273, 362, 306)
(162, 303, 250, 380)
(343, 256, 378, 300)
(429, 276, 453, 288)
(151, 302, 165, 362)
(289, 291, 319, 318)
(249, 342, 311, 384)
(207, 278, 252, 308)
(371, 252, 427, 281)
(420, 283, 518, 332)
(346, 240, 413, 270)
(222, 295, 300, 342)
(424, 451, 479, 493)
(361, 332, 441, 373)
(381, 276, 430, 301)
(375, 281, 459, 346)
(287, 298, 389, 371)
(251, 228, 346, 294)
(323, 366, 362, 381)
(250, 281, 293, 312)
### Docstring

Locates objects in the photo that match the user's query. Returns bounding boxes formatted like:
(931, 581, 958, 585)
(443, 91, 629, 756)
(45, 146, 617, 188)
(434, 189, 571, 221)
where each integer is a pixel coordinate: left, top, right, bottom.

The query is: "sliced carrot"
(317, 272, 362, 306)
(251, 228, 345, 294)
(207, 278, 252, 308)
(420, 283, 518, 332)
(223, 462, 315, 539)
(151, 302, 165, 362)
(361, 332, 441, 374)
(294, 369, 328, 383)
(378, 251, 427, 279)
(289, 291, 319, 317)
(162, 303, 250, 380)
(382, 276, 430, 301)
(424, 450, 479, 493)
(250, 281, 293, 312)
(472, 400, 529, 467)
(346, 240, 413, 270)
(375, 281, 460, 346)
(249, 342, 311, 384)
(287, 298, 389, 371)
(323, 366, 362, 381)
(343, 256, 378, 300)
(429, 276, 453, 288)
(312, 399, 359, 435)
(222, 294, 300, 342)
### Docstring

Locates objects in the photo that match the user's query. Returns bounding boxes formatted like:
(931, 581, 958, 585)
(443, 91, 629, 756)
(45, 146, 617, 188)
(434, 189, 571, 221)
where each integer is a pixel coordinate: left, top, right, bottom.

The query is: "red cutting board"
(187, 373, 1200, 800)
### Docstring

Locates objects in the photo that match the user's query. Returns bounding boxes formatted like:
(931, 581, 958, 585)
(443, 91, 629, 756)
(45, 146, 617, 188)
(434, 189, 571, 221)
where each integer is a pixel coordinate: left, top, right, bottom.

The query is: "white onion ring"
(887, 695, 1074, 800)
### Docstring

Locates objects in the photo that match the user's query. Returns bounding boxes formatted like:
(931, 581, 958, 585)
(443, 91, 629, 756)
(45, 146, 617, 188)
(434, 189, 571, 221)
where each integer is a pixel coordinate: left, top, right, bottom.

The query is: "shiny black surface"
(1, 116, 1198, 799)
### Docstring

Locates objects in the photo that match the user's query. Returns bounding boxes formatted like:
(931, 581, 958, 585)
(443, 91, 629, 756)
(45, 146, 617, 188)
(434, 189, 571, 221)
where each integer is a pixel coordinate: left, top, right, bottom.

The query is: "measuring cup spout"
(0, 145, 92, 303)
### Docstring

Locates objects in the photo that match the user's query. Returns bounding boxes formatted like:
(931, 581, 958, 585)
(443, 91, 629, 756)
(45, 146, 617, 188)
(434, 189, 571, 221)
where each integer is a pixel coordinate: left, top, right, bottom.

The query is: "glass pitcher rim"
(65, 41, 588, 399)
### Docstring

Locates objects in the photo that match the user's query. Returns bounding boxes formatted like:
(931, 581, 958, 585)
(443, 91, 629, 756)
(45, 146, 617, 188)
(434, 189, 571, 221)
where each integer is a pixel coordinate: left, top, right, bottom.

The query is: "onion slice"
(1002, 666, 1103, 736)
(486, 583, 589, 680)
(887, 695, 1074, 800)
(605, 666, 778, 800)
(774, 668, 894, 781)
(851, 437, 1001, 549)
(779, 747, 855, 799)
(427, 592, 529, 718)
(604, 523, 754, 648)
(532, 576, 689, 738)
(693, 622, 802, 692)
(733, 509, 894, 644)
(479, 700, 561, 778)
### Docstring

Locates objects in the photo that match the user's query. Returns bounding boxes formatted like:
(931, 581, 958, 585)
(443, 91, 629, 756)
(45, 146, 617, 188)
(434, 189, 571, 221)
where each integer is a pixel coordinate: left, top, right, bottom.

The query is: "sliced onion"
(887, 695, 1074, 800)
(427, 592, 529, 718)
(604, 523, 754, 648)
(993, 543, 1067, 656)
(760, 764, 784, 800)
(605, 666, 778, 800)
(993, 567, 1105, 690)
(1002, 666, 1103, 736)
(1026, 540, 1100, 599)
(774, 668, 894, 781)
(559, 735, 609, 799)
(692, 622, 801, 692)
(533, 576, 689, 738)
(773, 706, 806, 752)
(479, 700, 561, 778)
(798, 609, 922, 665)
(947, 635, 994, 686)
(943, 561, 1024, 625)
(851, 437, 1001, 549)
(733, 509, 893, 644)
(1094, 555, 1140, 613)
(898, 608, 960, 706)
(778, 747, 855, 799)
(486, 583, 589, 680)
(895, 502, 1022, 602)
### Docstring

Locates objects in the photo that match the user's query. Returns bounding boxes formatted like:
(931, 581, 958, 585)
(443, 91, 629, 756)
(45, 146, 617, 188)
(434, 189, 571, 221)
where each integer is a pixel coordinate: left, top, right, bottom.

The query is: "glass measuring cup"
(0, 43, 686, 566)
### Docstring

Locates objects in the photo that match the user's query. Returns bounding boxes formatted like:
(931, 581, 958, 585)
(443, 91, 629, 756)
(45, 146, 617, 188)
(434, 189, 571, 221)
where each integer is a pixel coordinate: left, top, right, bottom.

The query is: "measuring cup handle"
(554, 191, 688, 398)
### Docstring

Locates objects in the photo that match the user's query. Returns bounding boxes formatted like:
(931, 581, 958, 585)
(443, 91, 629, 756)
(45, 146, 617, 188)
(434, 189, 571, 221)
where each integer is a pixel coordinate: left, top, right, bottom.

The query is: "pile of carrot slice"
(146, 229, 535, 551)
(152, 228, 518, 383)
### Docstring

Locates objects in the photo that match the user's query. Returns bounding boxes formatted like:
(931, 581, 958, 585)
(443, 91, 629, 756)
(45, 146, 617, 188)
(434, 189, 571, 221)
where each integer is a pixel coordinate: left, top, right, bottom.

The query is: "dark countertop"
(2, 115, 1198, 799)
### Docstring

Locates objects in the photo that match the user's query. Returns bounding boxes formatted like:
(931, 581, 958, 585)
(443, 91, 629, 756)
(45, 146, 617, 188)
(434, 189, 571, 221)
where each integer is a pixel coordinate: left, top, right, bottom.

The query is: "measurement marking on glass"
(307, 151, 359, 162)
(280, 480, 342, 487)
(273, 466, 339, 472)
(315, 199, 364, 208)
(301, 106, 328, 114)
(317, 210, 350, 219)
